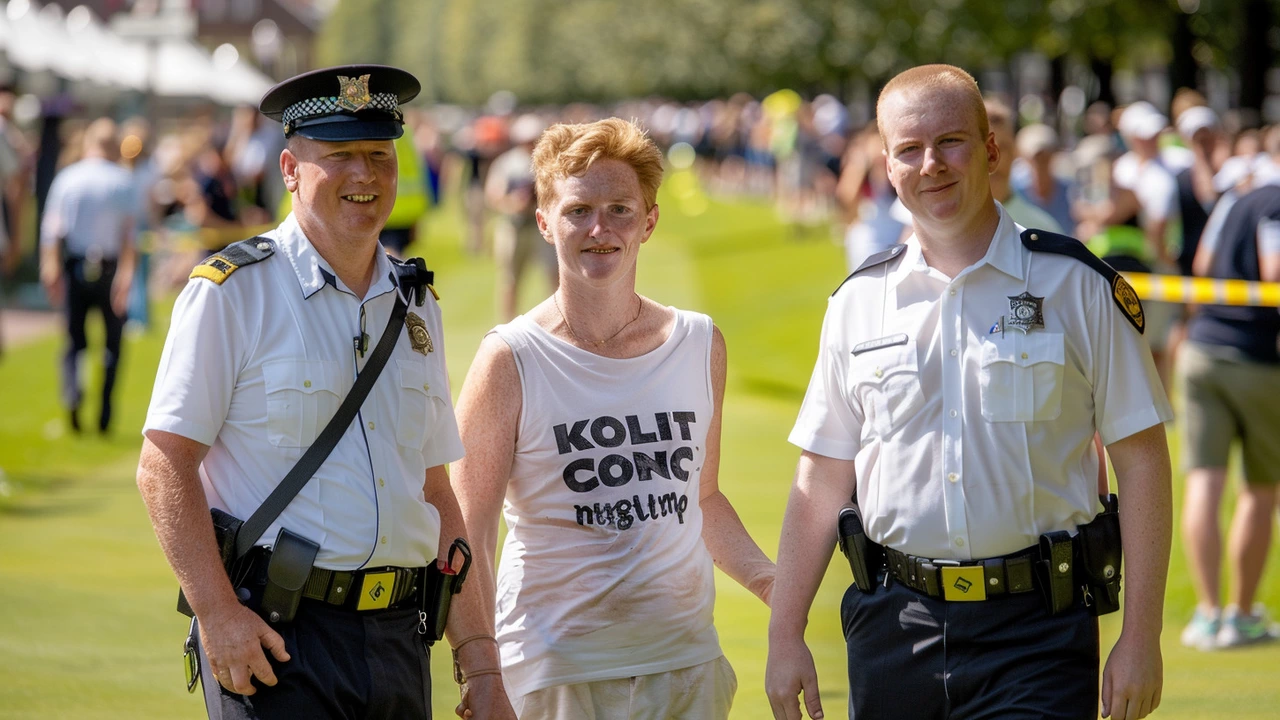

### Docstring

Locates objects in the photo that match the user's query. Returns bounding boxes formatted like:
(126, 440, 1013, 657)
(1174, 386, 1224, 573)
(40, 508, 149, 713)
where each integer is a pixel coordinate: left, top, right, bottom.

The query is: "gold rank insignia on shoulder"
(1112, 275, 1145, 333)
(406, 312, 433, 354)
(1007, 291, 1045, 333)
(336, 74, 372, 112)
(190, 256, 238, 285)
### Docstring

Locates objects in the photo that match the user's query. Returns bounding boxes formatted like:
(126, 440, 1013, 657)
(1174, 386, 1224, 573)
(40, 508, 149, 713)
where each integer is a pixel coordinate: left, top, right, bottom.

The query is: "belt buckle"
(940, 564, 987, 601)
(355, 570, 398, 611)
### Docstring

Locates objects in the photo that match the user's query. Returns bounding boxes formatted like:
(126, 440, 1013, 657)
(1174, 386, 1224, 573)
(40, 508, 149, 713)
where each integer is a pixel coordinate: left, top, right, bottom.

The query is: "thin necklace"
(554, 292, 643, 348)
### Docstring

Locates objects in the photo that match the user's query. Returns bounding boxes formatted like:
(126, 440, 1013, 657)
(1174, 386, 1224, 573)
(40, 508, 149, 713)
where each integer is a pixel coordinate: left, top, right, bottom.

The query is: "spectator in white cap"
(1173, 103, 1225, 277)
(1011, 122, 1075, 232)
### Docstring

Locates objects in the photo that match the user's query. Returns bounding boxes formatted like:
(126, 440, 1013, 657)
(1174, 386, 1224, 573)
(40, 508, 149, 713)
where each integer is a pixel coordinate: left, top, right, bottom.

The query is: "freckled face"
(881, 87, 999, 229)
(537, 158, 659, 287)
(282, 137, 397, 244)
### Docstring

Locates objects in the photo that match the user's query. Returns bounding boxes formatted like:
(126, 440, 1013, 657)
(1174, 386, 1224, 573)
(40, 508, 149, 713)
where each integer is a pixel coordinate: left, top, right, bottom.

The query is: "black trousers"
(841, 579, 1099, 720)
(61, 257, 123, 429)
(198, 600, 433, 720)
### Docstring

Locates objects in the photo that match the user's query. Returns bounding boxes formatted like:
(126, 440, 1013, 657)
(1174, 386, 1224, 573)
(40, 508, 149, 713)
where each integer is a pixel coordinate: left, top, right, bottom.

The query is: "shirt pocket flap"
(263, 359, 344, 395)
(398, 359, 448, 399)
(981, 333, 1064, 369)
(851, 342, 919, 385)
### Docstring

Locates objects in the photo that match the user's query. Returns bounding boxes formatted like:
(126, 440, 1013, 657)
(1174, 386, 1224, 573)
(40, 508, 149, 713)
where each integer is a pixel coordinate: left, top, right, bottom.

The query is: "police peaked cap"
(259, 64, 421, 141)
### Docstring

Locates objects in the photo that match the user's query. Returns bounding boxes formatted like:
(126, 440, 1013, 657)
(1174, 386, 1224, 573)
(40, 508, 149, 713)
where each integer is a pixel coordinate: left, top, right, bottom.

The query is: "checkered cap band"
(281, 92, 401, 127)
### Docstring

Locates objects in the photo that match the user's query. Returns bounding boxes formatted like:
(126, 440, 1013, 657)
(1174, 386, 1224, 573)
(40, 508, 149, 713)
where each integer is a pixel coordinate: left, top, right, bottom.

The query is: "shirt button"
(949, 349, 958, 357)
(948, 472, 959, 483)
(949, 289, 956, 296)
(380, 536, 387, 545)
(950, 409, 958, 418)
(303, 380, 312, 388)
(368, 421, 376, 430)
(955, 537, 965, 548)
(1021, 352, 1029, 359)
(422, 383, 430, 392)
(874, 367, 883, 378)
(378, 477, 385, 487)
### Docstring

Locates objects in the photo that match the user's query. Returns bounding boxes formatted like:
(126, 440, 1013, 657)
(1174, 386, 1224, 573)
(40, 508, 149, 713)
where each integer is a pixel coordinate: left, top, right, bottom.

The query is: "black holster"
(419, 538, 472, 645)
(837, 505, 883, 593)
(176, 509, 319, 625)
(1074, 493, 1123, 616)
(177, 508, 248, 618)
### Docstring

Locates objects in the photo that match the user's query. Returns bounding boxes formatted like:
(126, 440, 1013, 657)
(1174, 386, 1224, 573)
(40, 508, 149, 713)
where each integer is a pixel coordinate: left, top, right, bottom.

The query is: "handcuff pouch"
(260, 527, 319, 624)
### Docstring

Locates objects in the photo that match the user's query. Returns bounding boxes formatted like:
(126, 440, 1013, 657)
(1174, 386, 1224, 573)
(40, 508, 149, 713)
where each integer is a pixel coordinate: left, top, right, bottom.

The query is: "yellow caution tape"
(1124, 272, 1280, 307)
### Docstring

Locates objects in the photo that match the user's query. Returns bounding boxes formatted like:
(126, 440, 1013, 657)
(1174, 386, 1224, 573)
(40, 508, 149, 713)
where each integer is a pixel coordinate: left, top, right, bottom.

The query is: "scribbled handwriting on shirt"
(575, 492, 690, 530)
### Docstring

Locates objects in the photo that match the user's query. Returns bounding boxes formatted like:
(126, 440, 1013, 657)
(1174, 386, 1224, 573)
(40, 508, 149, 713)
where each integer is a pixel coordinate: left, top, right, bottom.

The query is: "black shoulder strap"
(190, 237, 275, 285)
(1020, 228, 1145, 334)
(832, 244, 906, 297)
(234, 276, 418, 557)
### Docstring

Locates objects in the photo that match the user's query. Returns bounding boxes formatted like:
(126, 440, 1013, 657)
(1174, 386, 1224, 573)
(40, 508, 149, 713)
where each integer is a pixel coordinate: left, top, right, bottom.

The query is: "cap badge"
(1007, 292, 1045, 333)
(336, 74, 372, 113)
(406, 312, 433, 354)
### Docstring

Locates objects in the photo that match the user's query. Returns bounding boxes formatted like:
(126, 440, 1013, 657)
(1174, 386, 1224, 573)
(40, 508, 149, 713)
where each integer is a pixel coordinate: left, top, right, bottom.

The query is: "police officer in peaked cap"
(137, 65, 514, 719)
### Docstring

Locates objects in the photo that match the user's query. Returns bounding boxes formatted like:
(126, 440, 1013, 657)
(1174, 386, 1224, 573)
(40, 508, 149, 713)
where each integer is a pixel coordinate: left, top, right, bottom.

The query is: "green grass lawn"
(1, 185, 1277, 719)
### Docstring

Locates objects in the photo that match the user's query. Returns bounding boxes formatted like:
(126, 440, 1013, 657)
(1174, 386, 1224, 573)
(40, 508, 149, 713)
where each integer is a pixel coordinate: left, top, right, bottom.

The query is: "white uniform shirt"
(144, 214, 464, 569)
(790, 205, 1172, 560)
(40, 157, 136, 258)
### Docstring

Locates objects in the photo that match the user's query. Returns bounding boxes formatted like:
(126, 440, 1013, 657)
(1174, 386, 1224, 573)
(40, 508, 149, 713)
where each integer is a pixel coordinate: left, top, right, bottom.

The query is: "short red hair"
(532, 118, 665, 210)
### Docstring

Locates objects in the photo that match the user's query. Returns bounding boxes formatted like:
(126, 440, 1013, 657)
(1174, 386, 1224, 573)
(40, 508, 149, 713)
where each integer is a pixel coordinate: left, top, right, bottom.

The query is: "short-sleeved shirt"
(40, 157, 136, 258)
(144, 214, 465, 569)
(790, 205, 1172, 560)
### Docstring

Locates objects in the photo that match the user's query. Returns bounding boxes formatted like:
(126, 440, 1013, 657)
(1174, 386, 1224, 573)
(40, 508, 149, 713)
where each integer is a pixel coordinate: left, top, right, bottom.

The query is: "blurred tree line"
(317, 0, 1274, 116)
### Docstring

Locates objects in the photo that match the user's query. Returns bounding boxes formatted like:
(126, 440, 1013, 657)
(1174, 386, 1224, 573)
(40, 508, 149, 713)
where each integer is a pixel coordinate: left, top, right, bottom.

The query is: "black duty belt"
(883, 545, 1041, 602)
(241, 548, 426, 613)
(300, 565, 425, 611)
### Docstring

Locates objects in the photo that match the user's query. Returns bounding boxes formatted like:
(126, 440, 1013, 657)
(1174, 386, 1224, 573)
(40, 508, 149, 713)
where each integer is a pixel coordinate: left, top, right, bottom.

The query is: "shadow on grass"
(739, 375, 808, 403)
(0, 473, 98, 517)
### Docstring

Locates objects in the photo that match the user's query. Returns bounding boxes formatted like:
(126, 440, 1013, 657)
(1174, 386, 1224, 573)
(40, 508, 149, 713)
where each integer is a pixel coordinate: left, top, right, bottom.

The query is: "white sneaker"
(1180, 607, 1221, 651)
(1217, 604, 1280, 648)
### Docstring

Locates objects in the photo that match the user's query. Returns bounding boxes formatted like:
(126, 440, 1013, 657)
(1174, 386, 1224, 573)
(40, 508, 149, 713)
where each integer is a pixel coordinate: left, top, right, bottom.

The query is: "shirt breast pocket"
(980, 333, 1066, 423)
(849, 341, 925, 437)
(396, 359, 448, 450)
(262, 360, 345, 448)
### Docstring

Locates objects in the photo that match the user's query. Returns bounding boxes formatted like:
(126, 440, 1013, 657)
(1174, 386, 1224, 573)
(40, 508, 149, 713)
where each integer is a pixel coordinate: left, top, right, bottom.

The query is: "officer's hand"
(199, 603, 291, 696)
(455, 674, 516, 720)
(40, 270, 63, 309)
(1101, 631, 1162, 720)
(765, 635, 824, 720)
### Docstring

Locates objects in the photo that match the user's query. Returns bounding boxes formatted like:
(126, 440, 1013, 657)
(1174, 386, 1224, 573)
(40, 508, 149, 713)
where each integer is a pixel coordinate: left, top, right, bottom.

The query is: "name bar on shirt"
(1124, 272, 1280, 307)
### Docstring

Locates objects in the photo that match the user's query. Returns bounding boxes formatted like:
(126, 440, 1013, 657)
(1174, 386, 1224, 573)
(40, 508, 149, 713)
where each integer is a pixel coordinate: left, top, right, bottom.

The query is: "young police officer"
(137, 66, 511, 719)
(766, 65, 1173, 720)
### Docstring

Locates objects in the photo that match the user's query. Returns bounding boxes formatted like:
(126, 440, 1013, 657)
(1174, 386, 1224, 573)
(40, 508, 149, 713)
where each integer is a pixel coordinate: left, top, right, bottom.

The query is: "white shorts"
(510, 655, 737, 720)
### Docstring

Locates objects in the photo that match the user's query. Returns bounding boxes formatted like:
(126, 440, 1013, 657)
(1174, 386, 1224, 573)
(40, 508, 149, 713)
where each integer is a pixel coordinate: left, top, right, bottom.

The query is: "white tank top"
(491, 309, 722, 696)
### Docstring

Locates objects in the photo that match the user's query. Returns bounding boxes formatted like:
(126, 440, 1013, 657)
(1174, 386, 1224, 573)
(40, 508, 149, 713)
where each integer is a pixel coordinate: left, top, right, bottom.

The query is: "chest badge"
(1006, 292, 1045, 333)
(406, 312, 433, 355)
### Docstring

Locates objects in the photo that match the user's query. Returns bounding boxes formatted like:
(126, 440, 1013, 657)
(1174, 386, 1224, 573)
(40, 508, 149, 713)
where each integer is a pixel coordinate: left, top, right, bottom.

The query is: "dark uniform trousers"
(62, 256, 124, 430)
(198, 600, 433, 720)
(842, 578, 1099, 720)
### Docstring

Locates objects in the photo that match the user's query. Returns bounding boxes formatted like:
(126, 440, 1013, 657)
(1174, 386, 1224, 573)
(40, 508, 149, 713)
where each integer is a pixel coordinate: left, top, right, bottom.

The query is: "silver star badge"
(1007, 292, 1045, 333)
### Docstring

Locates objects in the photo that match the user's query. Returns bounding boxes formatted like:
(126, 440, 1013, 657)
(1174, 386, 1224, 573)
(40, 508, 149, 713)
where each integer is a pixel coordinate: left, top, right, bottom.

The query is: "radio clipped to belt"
(418, 538, 473, 645)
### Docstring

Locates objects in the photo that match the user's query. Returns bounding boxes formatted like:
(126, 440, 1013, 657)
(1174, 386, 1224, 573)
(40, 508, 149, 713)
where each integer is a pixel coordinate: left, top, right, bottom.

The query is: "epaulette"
(831, 244, 906, 297)
(392, 255, 438, 305)
(1021, 228, 1144, 334)
(190, 237, 275, 285)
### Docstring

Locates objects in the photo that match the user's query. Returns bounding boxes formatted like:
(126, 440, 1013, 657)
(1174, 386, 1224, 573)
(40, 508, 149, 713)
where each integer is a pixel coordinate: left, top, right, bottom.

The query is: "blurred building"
(46, 0, 320, 80)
